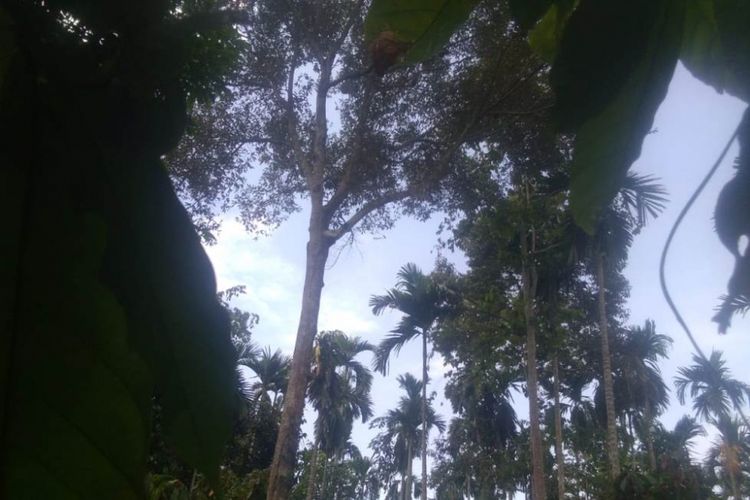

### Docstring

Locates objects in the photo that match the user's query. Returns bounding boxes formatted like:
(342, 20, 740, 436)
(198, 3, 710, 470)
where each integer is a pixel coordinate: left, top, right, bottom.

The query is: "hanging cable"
(659, 119, 750, 427)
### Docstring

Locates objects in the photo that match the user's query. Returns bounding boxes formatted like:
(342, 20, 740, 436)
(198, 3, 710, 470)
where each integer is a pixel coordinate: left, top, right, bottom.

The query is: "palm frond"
(373, 331, 419, 375)
(620, 172, 668, 225)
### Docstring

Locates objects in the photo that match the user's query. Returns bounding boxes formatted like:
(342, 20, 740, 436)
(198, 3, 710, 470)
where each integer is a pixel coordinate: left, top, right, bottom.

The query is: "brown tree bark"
(596, 251, 620, 479)
(266, 220, 331, 499)
(421, 331, 428, 500)
(552, 354, 565, 500)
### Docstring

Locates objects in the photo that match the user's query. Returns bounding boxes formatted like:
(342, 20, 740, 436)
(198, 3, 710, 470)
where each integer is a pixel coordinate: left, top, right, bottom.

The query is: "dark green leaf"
(2, 10, 237, 494)
(680, 0, 750, 101)
(551, 0, 668, 132)
(364, 0, 480, 69)
(558, 0, 684, 231)
(713, 0, 750, 99)
(1, 52, 151, 499)
(100, 110, 237, 485)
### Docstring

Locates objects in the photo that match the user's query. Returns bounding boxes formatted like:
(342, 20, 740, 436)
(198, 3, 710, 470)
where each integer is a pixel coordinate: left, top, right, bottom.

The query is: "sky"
(203, 62, 749, 482)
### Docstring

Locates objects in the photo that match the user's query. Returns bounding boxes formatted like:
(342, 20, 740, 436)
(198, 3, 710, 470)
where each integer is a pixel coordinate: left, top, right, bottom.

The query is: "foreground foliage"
(1, 1, 244, 496)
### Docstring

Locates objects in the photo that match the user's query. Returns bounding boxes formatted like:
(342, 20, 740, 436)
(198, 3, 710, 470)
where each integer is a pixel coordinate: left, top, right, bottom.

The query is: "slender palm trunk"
(332, 456, 340, 500)
(729, 466, 740, 500)
(405, 442, 414, 500)
(320, 456, 330, 499)
(596, 250, 620, 479)
(421, 331, 428, 500)
(267, 217, 331, 500)
(552, 355, 565, 500)
(305, 444, 320, 500)
(521, 228, 545, 500)
(645, 409, 656, 471)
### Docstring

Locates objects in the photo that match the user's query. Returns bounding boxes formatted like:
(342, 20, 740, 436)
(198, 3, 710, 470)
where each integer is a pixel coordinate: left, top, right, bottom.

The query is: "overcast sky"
(204, 63, 749, 478)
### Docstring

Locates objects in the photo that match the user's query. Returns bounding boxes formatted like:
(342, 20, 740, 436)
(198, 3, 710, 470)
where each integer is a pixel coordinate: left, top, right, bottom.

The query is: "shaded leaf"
(100, 107, 237, 485)
(1, 9, 237, 495)
(509, 0, 553, 31)
(551, 0, 670, 131)
(1, 49, 150, 499)
(562, 0, 684, 231)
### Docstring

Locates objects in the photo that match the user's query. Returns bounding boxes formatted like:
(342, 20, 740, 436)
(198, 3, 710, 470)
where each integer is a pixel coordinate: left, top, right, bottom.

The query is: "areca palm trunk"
(596, 250, 620, 479)
(405, 442, 414, 500)
(521, 228, 545, 500)
(421, 330, 428, 500)
(552, 354, 565, 500)
(320, 456, 330, 499)
(643, 400, 656, 471)
(305, 444, 320, 500)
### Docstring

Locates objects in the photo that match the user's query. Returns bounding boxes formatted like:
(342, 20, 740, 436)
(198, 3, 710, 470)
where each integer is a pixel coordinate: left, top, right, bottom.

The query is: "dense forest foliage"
(2, 0, 750, 499)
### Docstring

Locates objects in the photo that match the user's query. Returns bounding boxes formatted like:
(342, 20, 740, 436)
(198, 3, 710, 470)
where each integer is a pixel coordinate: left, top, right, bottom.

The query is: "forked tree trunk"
(267, 220, 331, 500)
(521, 232, 545, 500)
(552, 354, 565, 500)
(421, 331, 428, 500)
(596, 251, 620, 479)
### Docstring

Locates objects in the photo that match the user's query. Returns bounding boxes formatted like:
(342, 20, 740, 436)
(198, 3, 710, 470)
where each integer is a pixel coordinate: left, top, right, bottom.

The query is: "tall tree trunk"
(421, 331, 428, 500)
(406, 442, 414, 500)
(305, 444, 320, 500)
(729, 466, 740, 500)
(332, 456, 340, 500)
(596, 250, 620, 479)
(643, 389, 657, 472)
(521, 237, 545, 500)
(267, 219, 331, 500)
(320, 456, 330, 500)
(552, 354, 565, 500)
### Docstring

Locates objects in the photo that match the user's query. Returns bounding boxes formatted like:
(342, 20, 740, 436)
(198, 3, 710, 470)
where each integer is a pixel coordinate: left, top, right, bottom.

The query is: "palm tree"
(306, 331, 374, 500)
(444, 365, 519, 498)
(706, 414, 750, 499)
(370, 373, 446, 500)
(590, 172, 667, 478)
(675, 350, 750, 423)
(618, 320, 672, 469)
(371, 263, 452, 500)
(658, 415, 706, 462)
(236, 347, 291, 475)
(241, 346, 292, 412)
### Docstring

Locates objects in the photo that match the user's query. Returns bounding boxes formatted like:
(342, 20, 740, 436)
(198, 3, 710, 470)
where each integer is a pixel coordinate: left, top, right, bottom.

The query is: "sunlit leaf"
(509, 0, 553, 31)
(528, 0, 576, 62)
(364, 0, 480, 72)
